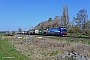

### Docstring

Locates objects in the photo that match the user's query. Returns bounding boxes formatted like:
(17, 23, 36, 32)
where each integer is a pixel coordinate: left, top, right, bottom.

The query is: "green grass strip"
(0, 38, 30, 60)
(43, 36, 90, 45)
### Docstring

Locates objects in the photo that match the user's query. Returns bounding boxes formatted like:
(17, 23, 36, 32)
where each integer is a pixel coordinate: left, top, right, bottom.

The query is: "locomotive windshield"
(61, 28, 67, 31)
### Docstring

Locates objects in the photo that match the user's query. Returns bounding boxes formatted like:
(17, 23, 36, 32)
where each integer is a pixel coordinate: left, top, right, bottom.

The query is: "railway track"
(32, 34, 90, 40)
(65, 36, 90, 39)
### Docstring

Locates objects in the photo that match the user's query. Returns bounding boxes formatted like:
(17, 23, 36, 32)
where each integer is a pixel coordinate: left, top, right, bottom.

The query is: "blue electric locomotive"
(45, 27, 67, 36)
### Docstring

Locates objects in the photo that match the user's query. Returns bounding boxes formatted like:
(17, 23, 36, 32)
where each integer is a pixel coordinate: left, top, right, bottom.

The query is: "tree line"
(34, 8, 90, 36)
(17, 5, 90, 36)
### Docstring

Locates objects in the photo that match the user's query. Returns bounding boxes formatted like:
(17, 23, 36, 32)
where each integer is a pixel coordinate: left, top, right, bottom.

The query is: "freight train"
(4, 27, 67, 36)
(28, 27, 67, 36)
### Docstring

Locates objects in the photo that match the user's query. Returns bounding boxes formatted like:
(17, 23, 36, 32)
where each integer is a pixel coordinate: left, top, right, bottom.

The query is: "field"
(0, 34, 90, 60)
(0, 35, 30, 60)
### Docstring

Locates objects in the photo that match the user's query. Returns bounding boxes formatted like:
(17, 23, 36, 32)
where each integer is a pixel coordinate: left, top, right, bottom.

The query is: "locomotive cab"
(59, 27, 67, 36)
(42, 27, 67, 36)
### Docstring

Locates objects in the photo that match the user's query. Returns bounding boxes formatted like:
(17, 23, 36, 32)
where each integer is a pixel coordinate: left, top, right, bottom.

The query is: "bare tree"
(48, 17, 52, 22)
(61, 4, 69, 28)
(87, 20, 90, 29)
(18, 28, 22, 32)
(12, 30, 15, 34)
(54, 16, 61, 27)
(74, 9, 88, 32)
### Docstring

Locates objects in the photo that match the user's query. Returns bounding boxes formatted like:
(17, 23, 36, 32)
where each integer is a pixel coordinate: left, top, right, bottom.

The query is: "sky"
(0, 0, 90, 31)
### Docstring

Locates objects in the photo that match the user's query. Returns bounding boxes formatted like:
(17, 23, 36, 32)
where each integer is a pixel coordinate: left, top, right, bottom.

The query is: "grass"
(0, 34, 89, 60)
(67, 33, 89, 37)
(88, 41, 90, 44)
(0, 34, 30, 60)
(0, 33, 4, 36)
(0, 47, 10, 60)
(43, 36, 90, 45)
(49, 51, 58, 56)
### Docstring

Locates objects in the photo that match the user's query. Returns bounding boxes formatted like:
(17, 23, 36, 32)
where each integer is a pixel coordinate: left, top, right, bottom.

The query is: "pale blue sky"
(0, 0, 90, 31)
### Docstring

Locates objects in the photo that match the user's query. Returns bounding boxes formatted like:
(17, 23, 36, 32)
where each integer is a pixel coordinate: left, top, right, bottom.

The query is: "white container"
(35, 30, 39, 34)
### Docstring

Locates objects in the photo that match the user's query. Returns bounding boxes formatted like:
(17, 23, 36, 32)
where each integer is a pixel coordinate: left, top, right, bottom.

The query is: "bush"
(82, 29, 90, 36)
(68, 29, 73, 33)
